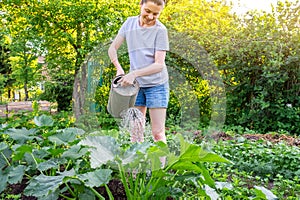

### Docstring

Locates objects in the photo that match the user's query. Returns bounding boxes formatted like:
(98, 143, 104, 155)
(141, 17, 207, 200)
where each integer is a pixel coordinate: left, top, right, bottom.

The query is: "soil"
(5, 179, 126, 200)
(95, 179, 127, 200)
(208, 131, 300, 147)
(3, 132, 299, 199)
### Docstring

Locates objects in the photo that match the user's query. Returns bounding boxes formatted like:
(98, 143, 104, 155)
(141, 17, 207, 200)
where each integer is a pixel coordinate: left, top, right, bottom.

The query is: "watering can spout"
(107, 75, 139, 118)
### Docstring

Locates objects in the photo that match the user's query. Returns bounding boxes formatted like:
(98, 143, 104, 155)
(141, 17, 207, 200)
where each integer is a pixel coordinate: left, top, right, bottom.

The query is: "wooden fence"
(0, 101, 52, 118)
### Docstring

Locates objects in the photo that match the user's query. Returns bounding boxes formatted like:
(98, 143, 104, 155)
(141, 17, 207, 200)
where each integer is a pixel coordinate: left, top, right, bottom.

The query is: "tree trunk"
(7, 89, 11, 99)
(24, 82, 28, 101)
(72, 23, 87, 121)
(73, 60, 88, 121)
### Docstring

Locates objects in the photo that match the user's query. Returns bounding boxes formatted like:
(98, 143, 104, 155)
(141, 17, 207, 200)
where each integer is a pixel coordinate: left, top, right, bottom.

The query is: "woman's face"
(140, 1, 164, 27)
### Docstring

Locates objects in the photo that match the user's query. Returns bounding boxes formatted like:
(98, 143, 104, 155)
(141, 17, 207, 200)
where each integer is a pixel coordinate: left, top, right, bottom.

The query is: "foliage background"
(0, 0, 299, 134)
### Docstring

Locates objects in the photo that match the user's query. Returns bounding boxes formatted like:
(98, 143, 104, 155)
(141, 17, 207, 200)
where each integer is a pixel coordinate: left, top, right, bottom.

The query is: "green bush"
(219, 8, 300, 134)
(40, 76, 73, 112)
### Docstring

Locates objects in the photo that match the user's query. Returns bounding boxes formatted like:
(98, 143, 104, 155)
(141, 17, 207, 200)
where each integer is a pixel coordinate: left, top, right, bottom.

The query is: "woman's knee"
(152, 127, 166, 143)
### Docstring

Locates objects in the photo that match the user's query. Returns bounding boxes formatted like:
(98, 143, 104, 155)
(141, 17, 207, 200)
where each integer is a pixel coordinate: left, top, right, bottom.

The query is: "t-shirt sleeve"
(155, 28, 169, 51)
(118, 18, 129, 38)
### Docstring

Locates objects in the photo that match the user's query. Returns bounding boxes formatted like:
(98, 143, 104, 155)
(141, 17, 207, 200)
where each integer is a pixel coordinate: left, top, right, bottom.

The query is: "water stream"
(120, 107, 147, 142)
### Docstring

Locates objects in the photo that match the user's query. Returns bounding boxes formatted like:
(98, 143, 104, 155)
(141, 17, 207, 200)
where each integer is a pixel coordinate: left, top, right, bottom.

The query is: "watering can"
(107, 74, 140, 118)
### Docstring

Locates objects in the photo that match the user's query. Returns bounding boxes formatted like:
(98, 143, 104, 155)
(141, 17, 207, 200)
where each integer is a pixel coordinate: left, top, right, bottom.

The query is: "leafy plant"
(79, 133, 230, 199)
(0, 114, 112, 199)
(0, 113, 232, 199)
(1, 113, 299, 199)
(208, 136, 300, 199)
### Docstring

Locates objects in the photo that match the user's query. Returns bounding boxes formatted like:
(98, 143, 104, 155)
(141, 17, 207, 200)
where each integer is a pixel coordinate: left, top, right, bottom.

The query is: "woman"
(108, 0, 169, 143)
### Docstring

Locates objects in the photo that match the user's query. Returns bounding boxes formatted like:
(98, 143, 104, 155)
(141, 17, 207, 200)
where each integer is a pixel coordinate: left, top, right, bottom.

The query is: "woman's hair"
(140, 0, 166, 6)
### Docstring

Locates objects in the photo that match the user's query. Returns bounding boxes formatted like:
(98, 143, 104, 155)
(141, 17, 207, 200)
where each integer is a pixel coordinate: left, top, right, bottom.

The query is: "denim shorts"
(135, 82, 169, 108)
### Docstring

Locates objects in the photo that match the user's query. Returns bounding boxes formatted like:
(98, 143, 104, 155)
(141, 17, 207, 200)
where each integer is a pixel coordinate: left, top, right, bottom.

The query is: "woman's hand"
(116, 68, 125, 76)
(119, 71, 137, 86)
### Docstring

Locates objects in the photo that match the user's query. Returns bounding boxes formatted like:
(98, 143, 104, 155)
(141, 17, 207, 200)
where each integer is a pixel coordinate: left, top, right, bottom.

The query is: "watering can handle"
(112, 74, 138, 88)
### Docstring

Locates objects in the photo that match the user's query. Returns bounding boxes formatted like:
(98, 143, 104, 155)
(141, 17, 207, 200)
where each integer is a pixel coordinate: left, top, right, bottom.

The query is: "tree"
(159, 0, 235, 129)
(160, 0, 237, 52)
(9, 34, 42, 101)
(213, 1, 300, 133)
(0, 42, 10, 101)
(1, 0, 138, 117)
(160, 0, 299, 133)
(0, 19, 14, 101)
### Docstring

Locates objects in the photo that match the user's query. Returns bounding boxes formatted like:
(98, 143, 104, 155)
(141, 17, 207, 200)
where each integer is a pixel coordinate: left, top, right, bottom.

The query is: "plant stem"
(65, 182, 76, 197)
(30, 153, 44, 175)
(59, 194, 76, 200)
(118, 163, 133, 200)
(89, 187, 106, 200)
(24, 173, 32, 179)
(1, 152, 11, 166)
(144, 170, 168, 199)
(104, 184, 114, 200)
(133, 173, 140, 196)
(65, 160, 72, 171)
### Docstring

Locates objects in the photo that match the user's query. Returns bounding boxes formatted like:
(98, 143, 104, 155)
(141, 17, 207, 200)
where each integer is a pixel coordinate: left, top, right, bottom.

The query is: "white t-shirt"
(118, 16, 169, 87)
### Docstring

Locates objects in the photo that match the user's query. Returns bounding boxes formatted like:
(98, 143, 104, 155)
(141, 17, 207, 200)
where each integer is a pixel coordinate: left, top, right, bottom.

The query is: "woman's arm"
(108, 34, 125, 75)
(134, 50, 166, 76)
(120, 50, 167, 86)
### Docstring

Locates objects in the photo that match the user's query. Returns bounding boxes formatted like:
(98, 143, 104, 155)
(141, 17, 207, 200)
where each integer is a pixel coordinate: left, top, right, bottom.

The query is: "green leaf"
(197, 163, 215, 188)
(23, 153, 38, 170)
(62, 145, 89, 159)
(78, 169, 112, 188)
(0, 169, 8, 193)
(147, 143, 169, 171)
(152, 186, 173, 199)
(198, 151, 231, 163)
(0, 148, 12, 169)
(166, 153, 179, 167)
(179, 143, 230, 164)
(8, 165, 26, 184)
(174, 134, 230, 163)
(34, 115, 54, 127)
(0, 142, 8, 151)
(41, 190, 60, 200)
(37, 159, 60, 171)
(171, 158, 218, 188)
(24, 169, 75, 198)
(177, 134, 191, 155)
(254, 186, 278, 200)
(0, 124, 8, 130)
(5, 128, 39, 144)
(13, 145, 33, 161)
(204, 185, 219, 200)
(60, 127, 85, 136)
(78, 187, 96, 200)
(48, 128, 85, 145)
(121, 142, 152, 165)
(171, 161, 203, 172)
(79, 136, 120, 168)
(48, 133, 75, 145)
(47, 148, 65, 157)
(116, 142, 153, 172)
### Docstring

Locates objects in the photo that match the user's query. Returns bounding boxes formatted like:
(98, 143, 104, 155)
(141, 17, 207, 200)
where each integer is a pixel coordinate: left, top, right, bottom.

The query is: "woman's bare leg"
(149, 108, 167, 167)
(149, 108, 167, 143)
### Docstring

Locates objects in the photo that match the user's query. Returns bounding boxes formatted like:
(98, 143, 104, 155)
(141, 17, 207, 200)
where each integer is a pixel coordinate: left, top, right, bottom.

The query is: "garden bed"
(208, 131, 300, 147)
(3, 129, 299, 200)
